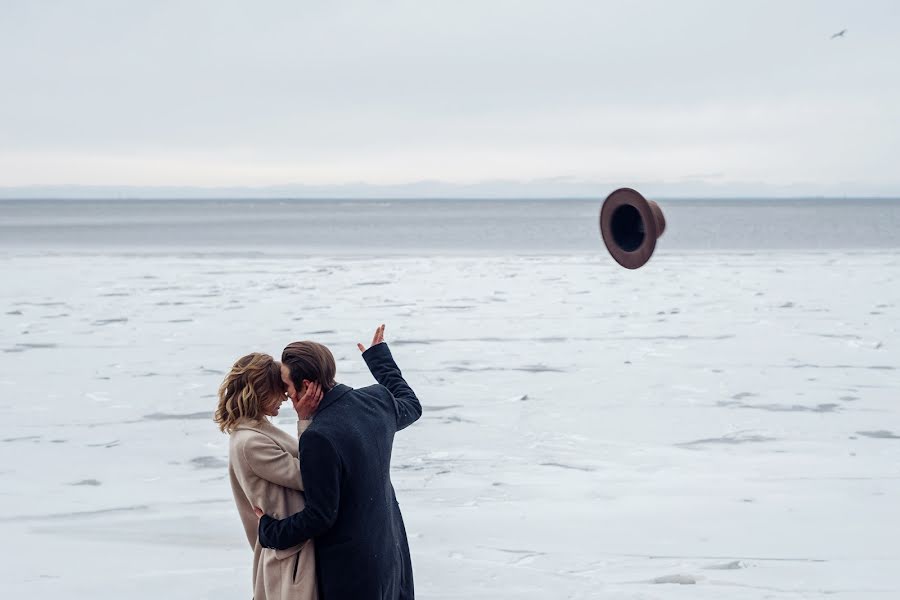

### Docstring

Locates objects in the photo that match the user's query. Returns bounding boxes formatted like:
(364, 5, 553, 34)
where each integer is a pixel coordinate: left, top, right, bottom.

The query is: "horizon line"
(2, 195, 899, 201)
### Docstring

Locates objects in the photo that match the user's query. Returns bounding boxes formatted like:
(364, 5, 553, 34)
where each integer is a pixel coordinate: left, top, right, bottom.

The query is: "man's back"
(258, 343, 421, 600)
(311, 383, 408, 596)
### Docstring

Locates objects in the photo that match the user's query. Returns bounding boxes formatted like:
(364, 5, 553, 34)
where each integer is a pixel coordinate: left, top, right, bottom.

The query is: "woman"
(214, 352, 323, 600)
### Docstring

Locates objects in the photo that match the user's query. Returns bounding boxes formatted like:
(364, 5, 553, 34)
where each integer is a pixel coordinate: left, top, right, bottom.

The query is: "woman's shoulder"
(231, 419, 296, 451)
(229, 420, 270, 446)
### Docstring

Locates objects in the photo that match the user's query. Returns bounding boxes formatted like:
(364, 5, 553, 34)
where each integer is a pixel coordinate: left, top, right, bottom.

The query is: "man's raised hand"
(357, 324, 386, 353)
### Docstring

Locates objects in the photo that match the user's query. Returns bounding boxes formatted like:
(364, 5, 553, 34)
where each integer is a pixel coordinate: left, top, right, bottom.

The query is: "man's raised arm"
(362, 341, 422, 431)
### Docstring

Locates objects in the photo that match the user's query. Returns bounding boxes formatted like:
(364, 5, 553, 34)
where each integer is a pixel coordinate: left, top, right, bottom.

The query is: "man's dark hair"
(282, 341, 337, 391)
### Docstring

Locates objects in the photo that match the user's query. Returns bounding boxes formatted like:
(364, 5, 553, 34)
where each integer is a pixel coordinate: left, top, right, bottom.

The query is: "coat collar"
(232, 419, 294, 452)
(316, 383, 353, 416)
(233, 418, 274, 436)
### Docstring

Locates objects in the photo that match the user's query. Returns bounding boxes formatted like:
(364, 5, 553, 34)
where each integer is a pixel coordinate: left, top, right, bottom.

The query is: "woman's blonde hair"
(214, 352, 286, 434)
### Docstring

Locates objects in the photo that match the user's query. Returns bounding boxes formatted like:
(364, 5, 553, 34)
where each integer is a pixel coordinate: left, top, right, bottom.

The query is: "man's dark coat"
(258, 342, 421, 599)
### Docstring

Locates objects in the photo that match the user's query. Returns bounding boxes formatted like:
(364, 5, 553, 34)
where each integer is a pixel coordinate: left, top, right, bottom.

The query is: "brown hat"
(599, 187, 666, 269)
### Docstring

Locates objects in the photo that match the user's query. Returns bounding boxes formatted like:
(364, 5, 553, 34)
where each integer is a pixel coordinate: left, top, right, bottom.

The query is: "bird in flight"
(830, 29, 847, 39)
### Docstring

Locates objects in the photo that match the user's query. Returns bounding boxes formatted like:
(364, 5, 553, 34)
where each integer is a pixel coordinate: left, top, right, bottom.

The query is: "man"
(255, 324, 421, 599)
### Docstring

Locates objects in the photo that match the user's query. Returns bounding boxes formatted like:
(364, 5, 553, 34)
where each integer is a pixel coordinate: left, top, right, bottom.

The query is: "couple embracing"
(214, 325, 421, 599)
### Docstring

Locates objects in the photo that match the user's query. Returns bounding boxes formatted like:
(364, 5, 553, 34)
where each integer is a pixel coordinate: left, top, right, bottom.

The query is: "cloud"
(0, 0, 898, 192)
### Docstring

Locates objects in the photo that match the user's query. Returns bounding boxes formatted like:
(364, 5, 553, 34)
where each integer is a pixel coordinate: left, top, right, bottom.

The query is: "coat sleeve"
(258, 429, 342, 549)
(362, 342, 422, 431)
(240, 426, 306, 492)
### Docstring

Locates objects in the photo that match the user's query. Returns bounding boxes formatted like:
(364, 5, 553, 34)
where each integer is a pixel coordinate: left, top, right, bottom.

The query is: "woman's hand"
(357, 323, 386, 352)
(293, 381, 323, 420)
(253, 506, 265, 520)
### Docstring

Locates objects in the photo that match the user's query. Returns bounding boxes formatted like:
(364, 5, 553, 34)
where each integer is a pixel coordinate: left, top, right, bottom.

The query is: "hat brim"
(599, 187, 659, 270)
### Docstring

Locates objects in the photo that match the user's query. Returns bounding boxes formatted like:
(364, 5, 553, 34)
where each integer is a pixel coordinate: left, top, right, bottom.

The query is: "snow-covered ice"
(1, 250, 898, 598)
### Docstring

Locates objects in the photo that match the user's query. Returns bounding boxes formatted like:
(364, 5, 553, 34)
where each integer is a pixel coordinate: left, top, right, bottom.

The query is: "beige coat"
(229, 418, 317, 600)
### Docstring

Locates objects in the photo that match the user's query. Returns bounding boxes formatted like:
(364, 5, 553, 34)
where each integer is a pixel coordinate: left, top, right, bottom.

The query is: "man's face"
(281, 363, 306, 402)
(281, 363, 299, 403)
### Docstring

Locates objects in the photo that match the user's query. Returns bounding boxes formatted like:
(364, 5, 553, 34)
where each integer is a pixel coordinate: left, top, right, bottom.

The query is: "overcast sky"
(0, 0, 897, 195)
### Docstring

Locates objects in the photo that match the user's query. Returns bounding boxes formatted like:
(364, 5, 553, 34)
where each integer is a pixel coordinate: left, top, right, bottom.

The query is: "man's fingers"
(253, 507, 264, 519)
(299, 384, 322, 406)
(298, 382, 320, 405)
(363, 324, 386, 350)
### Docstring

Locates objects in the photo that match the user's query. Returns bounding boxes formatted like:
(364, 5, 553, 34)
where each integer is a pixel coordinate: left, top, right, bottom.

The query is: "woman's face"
(263, 390, 287, 417)
(262, 361, 288, 417)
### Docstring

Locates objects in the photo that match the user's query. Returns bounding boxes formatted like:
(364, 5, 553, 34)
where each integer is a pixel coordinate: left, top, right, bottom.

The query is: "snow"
(1, 250, 898, 598)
